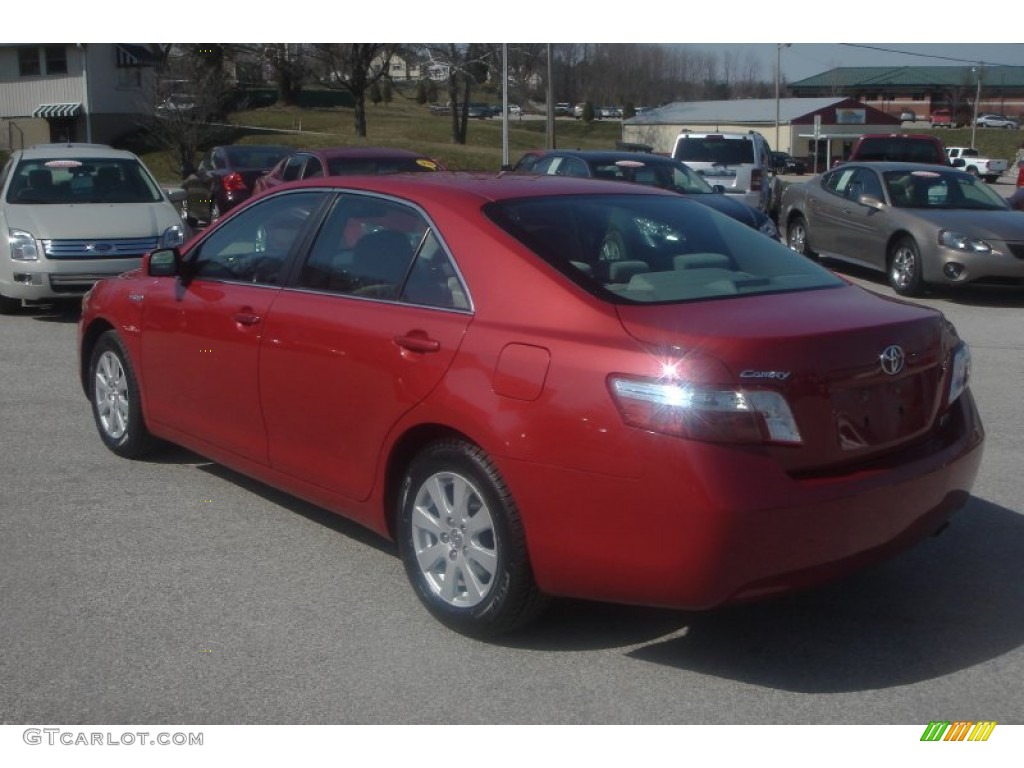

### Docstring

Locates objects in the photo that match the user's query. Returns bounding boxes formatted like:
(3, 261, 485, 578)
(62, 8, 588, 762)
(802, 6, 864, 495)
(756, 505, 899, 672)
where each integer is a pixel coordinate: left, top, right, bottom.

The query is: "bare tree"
(420, 43, 495, 144)
(253, 43, 309, 106)
(145, 44, 237, 178)
(307, 44, 396, 137)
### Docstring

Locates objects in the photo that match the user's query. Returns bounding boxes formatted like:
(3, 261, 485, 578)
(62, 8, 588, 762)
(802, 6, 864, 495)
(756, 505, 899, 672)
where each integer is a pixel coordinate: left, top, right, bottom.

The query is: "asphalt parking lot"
(1, 248, 1022, 728)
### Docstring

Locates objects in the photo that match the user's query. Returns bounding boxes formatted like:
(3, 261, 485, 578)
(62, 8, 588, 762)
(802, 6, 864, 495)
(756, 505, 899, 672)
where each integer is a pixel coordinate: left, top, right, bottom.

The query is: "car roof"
(267, 170, 676, 205)
(20, 143, 138, 160)
(296, 146, 433, 160)
(531, 150, 679, 165)
(831, 161, 969, 173)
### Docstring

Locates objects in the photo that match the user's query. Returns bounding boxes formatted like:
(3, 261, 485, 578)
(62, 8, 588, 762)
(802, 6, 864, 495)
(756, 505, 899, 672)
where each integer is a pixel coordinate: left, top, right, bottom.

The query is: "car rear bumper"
(506, 391, 984, 610)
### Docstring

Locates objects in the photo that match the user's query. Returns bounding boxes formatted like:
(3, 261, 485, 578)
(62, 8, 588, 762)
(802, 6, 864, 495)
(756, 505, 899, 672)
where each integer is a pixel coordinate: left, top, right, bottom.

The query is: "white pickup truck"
(945, 147, 1009, 183)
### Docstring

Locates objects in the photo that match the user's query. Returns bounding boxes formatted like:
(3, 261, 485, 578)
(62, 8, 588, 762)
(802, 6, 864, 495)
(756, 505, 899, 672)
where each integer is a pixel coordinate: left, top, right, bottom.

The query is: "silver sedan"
(780, 162, 1024, 295)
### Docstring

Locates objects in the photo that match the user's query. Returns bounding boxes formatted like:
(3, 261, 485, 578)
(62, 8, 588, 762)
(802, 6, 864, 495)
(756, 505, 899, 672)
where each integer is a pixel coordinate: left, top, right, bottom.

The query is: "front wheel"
(786, 214, 817, 259)
(89, 331, 160, 458)
(888, 237, 925, 296)
(398, 440, 546, 637)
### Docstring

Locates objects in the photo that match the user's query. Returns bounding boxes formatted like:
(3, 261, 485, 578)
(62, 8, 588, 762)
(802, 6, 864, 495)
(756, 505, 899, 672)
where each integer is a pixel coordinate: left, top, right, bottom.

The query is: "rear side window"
(674, 137, 755, 165)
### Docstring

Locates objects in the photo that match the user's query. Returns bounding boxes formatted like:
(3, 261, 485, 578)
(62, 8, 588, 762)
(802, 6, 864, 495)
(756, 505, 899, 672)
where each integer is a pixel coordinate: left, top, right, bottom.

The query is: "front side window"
(189, 191, 323, 285)
(883, 170, 1008, 210)
(282, 156, 304, 181)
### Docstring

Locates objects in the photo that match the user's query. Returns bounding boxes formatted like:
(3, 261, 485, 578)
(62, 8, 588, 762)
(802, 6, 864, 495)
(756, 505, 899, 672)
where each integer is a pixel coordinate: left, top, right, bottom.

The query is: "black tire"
(0, 293, 22, 315)
(398, 439, 546, 637)
(88, 330, 160, 458)
(888, 237, 925, 296)
(786, 214, 817, 259)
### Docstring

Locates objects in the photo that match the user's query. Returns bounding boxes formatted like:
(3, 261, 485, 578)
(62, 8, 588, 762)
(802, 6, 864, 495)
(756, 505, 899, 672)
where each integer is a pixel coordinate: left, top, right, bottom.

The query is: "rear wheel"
(888, 237, 925, 296)
(398, 439, 546, 637)
(786, 214, 817, 259)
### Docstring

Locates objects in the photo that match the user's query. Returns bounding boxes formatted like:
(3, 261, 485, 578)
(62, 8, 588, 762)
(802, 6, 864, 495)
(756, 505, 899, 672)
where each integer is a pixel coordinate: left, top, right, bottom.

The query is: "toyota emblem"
(880, 345, 905, 376)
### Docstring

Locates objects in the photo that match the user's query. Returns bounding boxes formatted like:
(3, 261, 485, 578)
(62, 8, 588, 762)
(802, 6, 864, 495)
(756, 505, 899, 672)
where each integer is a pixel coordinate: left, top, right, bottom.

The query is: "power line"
(839, 43, 1021, 69)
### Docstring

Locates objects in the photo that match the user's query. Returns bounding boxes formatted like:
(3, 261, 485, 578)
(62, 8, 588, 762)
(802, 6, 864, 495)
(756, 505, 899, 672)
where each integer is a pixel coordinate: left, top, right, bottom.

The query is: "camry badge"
(880, 345, 905, 376)
(739, 370, 791, 381)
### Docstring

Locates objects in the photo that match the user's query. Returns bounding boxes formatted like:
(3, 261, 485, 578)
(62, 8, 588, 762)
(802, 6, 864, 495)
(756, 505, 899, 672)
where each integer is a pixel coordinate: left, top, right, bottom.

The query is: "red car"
(78, 173, 984, 637)
(252, 146, 442, 196)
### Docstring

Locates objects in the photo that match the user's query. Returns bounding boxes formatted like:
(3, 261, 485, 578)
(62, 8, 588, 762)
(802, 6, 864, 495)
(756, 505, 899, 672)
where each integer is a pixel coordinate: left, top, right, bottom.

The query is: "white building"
(0, 44, 161, 150)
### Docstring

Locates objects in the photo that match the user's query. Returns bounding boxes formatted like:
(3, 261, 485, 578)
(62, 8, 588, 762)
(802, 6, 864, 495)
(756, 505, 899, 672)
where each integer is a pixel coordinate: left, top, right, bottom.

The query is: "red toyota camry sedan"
(78, 173, 984, 637)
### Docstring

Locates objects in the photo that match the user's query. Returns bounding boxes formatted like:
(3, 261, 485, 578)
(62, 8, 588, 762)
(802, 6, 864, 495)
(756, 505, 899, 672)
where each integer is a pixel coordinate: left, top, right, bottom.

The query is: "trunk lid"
(615, 284, 950, 472)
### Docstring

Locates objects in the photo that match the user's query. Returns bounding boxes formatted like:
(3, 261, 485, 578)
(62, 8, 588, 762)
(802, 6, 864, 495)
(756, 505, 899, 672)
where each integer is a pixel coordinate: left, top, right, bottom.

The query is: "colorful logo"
(921, 721, 997, 742)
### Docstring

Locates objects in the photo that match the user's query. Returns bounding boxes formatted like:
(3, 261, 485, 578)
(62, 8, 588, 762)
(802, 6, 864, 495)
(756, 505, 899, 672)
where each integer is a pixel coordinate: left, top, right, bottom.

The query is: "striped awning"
(33, 103, 81, 119)
(116, 44, 157, 67)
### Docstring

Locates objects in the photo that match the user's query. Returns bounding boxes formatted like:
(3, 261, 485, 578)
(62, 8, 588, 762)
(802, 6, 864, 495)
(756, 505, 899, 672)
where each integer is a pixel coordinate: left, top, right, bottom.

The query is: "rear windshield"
(485, 194, 842, 304)
(852, 138, 945, 164)
(7, 157, 163, 204)
(674, 137, 755, 165)
(224, 146, 290, 169)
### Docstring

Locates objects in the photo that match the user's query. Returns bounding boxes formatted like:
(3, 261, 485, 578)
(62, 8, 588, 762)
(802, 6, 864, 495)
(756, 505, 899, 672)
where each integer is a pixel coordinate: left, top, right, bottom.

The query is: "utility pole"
(970, 64, 982, 149)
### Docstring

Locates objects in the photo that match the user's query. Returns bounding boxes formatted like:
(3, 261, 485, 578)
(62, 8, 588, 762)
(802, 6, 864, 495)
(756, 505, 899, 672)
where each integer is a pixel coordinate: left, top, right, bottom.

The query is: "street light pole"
(775, 44, 791, 152)
(971, 64, 982, 149)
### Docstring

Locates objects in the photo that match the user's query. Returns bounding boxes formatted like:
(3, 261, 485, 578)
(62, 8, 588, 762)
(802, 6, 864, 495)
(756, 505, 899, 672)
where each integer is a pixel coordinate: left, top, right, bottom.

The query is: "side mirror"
(857, 194, 885, 211)
(146, 248, 182, 278)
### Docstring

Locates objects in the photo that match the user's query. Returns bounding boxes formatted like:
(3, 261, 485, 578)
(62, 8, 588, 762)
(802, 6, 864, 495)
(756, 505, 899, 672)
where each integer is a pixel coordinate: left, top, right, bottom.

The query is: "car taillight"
(221, 172, 247, 192)
(608, 375, 802, 445)
(750, 168, 762, 191)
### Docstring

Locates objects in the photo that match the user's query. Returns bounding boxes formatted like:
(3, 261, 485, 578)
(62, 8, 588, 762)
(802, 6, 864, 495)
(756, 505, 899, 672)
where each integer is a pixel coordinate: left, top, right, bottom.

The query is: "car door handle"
(395, 332, 440, 353)
(233, 309, 262, 326)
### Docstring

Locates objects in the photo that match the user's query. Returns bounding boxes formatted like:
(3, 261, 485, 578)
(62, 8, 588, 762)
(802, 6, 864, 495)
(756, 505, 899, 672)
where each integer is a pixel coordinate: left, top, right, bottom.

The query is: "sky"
(743, 44, 1024, 83)
(18, 3, 1024, 86)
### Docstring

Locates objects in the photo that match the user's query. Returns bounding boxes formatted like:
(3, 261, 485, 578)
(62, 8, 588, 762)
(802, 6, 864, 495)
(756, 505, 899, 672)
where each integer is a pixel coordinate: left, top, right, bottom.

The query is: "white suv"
(0, 143, 186, 314)
(671, 131, 774, 213)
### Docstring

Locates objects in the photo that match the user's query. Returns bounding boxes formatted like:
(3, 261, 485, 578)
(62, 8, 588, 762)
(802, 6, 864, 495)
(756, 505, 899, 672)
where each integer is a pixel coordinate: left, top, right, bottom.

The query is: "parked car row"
(512, 149, 779, 240)
(180, 144, 444, 228)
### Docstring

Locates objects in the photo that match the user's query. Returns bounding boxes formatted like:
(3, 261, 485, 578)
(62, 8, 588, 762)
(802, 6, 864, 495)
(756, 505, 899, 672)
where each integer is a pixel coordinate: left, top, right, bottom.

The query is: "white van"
(671, 131, 774, 214)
